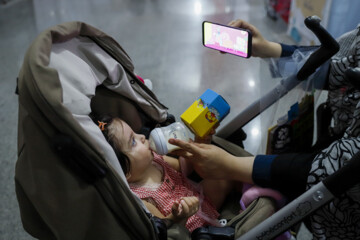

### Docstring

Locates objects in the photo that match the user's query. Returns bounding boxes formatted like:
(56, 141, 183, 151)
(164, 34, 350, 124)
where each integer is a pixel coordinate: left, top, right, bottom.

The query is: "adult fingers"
(232, 19, 250, 28)
(229, 19, 257, 35)
(228, 19, 246, 28)
(170, 149, 194, 158)
(169, 138, 203, 155)
(228, 19, 244, 27)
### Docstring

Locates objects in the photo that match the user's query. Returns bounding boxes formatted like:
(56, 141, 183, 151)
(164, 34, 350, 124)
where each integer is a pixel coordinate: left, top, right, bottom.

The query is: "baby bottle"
(149, 122, 191, 155)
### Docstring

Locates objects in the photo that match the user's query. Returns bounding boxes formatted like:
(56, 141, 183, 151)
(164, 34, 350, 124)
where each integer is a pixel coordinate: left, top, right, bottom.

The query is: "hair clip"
(98, 121, 107, 131)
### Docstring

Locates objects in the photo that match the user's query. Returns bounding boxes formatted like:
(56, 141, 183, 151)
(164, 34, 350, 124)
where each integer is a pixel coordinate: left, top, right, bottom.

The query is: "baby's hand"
(171, 196, 199, 220)
(194, 127, 217, 144)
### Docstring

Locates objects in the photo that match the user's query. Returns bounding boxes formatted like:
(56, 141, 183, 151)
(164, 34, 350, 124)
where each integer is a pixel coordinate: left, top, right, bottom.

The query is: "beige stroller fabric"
(16, 21, 168, 240)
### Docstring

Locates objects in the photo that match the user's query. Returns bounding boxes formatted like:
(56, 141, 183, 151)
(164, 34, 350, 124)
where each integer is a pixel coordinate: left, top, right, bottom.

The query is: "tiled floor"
(0, 0, 314, 239)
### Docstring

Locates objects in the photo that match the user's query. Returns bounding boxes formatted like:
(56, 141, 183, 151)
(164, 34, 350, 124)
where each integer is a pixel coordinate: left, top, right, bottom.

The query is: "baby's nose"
(139, 134, 146, 143)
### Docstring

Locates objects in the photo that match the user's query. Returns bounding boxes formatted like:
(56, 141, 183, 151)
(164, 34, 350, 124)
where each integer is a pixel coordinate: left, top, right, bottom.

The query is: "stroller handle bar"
(238, 181, 334, 240)
(323, 149, 360, 197)
(297, 16, 340, 80)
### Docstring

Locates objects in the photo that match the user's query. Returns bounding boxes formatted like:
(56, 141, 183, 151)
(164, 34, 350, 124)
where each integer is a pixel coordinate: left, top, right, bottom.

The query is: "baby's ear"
(126, 173, 132, 180)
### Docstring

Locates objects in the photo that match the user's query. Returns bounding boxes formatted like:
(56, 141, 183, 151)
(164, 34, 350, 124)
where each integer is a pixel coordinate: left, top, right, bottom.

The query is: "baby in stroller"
(91, 114, 237, 232)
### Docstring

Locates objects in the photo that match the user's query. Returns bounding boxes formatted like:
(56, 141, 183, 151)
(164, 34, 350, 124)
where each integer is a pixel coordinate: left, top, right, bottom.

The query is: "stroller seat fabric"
(49, 36, 132, 179)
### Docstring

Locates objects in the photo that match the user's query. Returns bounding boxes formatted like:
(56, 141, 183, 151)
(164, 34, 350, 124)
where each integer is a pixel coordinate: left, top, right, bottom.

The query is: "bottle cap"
(149, 128, 168, 155)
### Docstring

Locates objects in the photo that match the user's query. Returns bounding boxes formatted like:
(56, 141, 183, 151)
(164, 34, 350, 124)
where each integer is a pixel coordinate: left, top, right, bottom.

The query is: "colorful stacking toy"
(181, 89, 230, 138)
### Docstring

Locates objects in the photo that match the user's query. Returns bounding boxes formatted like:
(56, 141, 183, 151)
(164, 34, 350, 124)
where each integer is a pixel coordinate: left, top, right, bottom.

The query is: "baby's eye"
(132, 137, 137, 147)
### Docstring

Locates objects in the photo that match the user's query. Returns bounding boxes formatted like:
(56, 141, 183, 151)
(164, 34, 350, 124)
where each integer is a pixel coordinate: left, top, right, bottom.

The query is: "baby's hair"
(90, 113, 131, 176)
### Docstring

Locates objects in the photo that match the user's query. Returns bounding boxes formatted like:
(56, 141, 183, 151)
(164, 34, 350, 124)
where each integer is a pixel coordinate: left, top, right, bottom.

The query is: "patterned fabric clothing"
(327, 25, 360, 137)
(307, 137, 360, 239)
(307, 25, 360, 239)
(129, 153, 219, 232)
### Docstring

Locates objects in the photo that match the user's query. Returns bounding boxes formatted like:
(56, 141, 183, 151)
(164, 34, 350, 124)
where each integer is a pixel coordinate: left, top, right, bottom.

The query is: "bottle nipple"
(149, 128, 168, 155)
(149, 136, 157, 152)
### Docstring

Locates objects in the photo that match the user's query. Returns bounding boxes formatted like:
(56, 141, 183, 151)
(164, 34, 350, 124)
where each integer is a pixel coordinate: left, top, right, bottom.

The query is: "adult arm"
(228, 19, 319, 59)
(169, 139, 316, 200)
(253, 153, 317, 200)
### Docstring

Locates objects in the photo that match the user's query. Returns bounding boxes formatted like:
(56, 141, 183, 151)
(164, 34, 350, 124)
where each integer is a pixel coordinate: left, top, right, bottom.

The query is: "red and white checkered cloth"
(130, 153, 219, 232)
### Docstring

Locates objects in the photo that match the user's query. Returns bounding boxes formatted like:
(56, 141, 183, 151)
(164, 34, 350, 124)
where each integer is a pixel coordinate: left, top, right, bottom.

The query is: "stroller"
(15, 21, 276, 240)
(15, 18, 360, 240)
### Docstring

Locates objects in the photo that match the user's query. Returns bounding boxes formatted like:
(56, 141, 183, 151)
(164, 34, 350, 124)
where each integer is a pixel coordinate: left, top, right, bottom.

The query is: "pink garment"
(240, 184, 291, 240)
(136, 75, 145, 83)
(130, 153, 219, 232)
(240, 184, 287, 210)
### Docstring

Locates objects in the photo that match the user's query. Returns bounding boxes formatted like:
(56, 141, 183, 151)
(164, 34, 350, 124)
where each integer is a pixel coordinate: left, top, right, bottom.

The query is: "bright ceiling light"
(249, 80, 255, 87)
(251, 127, 259, 137)
(194, 1, 202, 15)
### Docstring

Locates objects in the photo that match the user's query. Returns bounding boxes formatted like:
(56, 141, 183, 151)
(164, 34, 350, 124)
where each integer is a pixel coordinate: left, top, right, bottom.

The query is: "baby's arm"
(142, 197, 199, 225)
(163, 155, 181, 171)
(194, 127, 216, 144)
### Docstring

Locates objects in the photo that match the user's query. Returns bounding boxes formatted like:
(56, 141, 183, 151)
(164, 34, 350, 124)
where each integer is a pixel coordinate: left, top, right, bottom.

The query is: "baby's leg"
(201, 179, 239, 209)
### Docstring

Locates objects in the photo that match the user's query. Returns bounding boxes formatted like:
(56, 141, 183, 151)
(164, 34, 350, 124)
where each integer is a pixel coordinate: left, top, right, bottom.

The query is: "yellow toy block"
(181, 99, 219, 138)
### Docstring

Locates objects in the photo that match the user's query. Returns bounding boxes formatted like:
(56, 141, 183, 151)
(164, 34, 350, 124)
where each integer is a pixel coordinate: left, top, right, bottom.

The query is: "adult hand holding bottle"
(169, 138, 254, 183)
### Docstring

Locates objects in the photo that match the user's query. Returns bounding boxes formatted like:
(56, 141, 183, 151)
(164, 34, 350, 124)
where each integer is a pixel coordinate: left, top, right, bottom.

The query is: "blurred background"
(1, 0, 359, 239)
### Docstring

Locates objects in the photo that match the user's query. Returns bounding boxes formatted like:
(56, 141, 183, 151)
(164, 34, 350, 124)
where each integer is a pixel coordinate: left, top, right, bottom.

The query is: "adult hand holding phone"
(227, 19, 282, 58)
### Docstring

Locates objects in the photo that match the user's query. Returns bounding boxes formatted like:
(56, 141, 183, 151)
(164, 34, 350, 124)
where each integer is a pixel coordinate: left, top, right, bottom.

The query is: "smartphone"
(202, 21, 252, 58)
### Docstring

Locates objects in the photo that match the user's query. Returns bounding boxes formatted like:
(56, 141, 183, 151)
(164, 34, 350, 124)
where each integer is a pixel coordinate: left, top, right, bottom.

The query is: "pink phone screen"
(203, 22, 249, 57)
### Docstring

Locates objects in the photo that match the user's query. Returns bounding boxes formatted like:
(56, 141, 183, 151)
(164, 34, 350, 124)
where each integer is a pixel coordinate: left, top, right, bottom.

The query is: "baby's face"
(112, 119, 154, 182)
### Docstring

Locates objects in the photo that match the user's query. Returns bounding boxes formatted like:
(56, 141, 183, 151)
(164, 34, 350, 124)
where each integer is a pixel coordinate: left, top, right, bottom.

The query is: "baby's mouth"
(146, 140, 152, 150)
